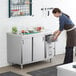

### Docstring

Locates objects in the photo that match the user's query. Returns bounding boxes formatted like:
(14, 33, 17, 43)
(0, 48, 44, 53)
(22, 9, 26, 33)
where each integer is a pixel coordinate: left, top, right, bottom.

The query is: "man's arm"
(53, 30, 61, 40)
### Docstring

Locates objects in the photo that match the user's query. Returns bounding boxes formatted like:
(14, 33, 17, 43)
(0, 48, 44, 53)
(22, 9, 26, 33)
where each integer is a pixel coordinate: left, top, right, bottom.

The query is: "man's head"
(52, 8, 62, 17)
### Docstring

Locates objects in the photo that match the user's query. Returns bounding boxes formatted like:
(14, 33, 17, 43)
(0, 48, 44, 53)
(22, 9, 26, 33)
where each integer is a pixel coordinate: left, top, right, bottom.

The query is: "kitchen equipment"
(41, 7, 53, 16)
(45, 34, 56, 43)
(45, 34, 56, 59)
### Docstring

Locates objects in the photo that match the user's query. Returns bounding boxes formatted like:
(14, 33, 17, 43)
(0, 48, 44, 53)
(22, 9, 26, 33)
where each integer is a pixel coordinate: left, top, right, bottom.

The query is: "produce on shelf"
(34, 26, 44, 32)
(12, 26, 18, 34)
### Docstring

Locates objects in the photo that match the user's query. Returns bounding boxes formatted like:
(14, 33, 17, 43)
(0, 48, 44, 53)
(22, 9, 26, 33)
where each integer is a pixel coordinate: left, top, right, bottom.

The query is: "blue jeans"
(64, 47, 73, 64)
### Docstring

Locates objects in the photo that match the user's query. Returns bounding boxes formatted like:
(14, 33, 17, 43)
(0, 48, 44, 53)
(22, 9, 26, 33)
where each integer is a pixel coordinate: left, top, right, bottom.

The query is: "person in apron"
(52, 8, 76, 64)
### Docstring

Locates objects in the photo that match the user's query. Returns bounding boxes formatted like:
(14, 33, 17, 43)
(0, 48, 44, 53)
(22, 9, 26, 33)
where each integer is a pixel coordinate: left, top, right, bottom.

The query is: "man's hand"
(53, 30, 61, 40)
(53, 35, 58, 41)
(53, 30, 59, 35)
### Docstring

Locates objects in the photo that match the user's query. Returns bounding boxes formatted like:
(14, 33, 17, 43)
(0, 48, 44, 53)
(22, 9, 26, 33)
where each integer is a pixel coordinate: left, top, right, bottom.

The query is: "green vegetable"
(12, 26, 18, 34)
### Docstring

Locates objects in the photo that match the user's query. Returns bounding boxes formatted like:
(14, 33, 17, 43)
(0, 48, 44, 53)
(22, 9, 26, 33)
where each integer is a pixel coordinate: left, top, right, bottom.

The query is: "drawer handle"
(49, 54, 52, 56)
(42, 37, 45, 41)
(49, 46, 52, 48)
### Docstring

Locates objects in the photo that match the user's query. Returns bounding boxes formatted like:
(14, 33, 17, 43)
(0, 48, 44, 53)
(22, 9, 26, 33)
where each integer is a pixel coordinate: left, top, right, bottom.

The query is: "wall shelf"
(9, 0, 32, 17)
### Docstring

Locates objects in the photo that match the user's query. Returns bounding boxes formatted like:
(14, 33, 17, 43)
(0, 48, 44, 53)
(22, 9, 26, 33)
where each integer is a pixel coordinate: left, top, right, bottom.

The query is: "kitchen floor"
(0, 54, 76, 76)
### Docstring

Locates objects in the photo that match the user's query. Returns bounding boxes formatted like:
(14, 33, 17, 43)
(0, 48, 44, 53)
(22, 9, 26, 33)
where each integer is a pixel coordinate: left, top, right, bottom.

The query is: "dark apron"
(64, 24, 76, 47)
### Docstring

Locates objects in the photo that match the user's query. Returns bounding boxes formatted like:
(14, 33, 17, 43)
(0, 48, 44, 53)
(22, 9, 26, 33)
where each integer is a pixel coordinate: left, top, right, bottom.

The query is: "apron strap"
(66, 26, 76, 32)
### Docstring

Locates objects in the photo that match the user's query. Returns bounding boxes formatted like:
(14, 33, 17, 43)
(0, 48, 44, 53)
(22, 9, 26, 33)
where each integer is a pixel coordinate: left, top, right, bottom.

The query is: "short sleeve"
(59, 17, 65, 31)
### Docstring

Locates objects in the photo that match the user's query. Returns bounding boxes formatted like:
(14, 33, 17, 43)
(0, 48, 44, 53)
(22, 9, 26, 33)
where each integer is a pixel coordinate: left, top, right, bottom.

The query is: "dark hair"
(52, 8, 70, 18)
(63, 13, 70, 18)
(52, 8, 61, 13)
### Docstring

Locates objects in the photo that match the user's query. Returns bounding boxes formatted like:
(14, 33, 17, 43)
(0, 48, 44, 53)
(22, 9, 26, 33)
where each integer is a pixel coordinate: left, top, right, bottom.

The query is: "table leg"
(21, 65, 23, 69)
